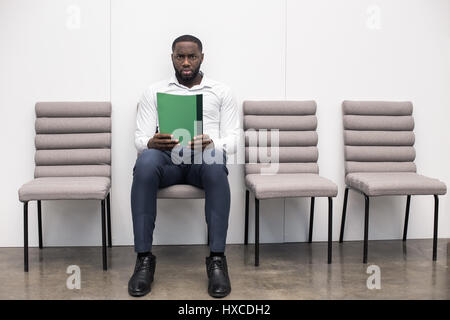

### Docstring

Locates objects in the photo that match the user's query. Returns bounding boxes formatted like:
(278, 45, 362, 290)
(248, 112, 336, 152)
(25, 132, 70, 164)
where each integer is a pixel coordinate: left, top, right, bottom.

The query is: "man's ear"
(201, 53, 204, 63)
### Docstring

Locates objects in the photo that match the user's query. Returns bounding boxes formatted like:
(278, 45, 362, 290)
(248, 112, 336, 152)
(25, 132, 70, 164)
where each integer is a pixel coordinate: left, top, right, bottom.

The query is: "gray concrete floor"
(0, 239, 449, 299)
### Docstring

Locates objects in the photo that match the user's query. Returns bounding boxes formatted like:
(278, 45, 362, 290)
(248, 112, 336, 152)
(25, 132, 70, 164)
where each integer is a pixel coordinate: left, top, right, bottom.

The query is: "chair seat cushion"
(157, 184, 205, 199)
(245, 173, 338, 199)
(345, 172, 447, 196)
(18, 177, 111, 202)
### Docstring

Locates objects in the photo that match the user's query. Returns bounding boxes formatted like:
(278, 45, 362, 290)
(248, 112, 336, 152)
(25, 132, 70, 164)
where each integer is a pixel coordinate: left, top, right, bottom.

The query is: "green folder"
(156, 92, 203, 146)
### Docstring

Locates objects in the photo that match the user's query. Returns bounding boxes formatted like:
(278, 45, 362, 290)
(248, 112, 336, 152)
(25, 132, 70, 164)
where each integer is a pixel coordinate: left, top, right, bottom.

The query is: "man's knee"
(134, 148, 166, 178)
(202, 162, 229, 183)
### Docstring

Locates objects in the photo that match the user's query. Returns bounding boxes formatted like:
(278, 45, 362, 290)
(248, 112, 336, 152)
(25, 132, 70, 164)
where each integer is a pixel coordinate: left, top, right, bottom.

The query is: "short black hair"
(172, 35, 203, 52)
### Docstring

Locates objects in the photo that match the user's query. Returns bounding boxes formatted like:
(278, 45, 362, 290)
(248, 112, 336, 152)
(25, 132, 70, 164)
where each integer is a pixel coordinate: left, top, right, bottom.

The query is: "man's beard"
(175, 64, 201, 82)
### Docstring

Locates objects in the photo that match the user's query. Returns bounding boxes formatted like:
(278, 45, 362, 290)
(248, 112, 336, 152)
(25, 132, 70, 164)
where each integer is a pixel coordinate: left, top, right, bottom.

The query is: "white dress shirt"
(135, 73, 240, 156)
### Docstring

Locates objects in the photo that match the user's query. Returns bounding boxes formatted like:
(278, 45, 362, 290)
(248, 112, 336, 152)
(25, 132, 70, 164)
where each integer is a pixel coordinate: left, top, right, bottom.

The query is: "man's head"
(171, 35, 204, 83)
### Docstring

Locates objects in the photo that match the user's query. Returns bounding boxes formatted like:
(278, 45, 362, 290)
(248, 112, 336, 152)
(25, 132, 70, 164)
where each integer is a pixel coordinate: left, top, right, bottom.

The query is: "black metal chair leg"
(339, 187, 349, 243)
(24, 202, 29, 272)
(363, 195, 370, 264)
(37, 200, 43, 249)
(101, 200, 107, 270)
(106, 193, 112, 248)
(433, 195, 438, 261)
(328, 197, 333, 264)
(255, 198, 259, 267)
(308, 197, 315, 243)
(244, 190, 249, 245)
(402, 195, 411, 241)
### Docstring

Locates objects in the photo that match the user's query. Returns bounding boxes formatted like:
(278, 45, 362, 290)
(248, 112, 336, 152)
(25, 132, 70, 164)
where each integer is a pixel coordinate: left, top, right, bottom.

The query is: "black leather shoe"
(206, 256, 231, 298)
(128, 254, 156, 297)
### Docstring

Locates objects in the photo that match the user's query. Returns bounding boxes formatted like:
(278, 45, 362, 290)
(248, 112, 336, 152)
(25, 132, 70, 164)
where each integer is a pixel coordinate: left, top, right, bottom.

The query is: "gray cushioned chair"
(339, 100, 447, 263)
(243, 100, 338, 266)
(18, 102, 112, 271)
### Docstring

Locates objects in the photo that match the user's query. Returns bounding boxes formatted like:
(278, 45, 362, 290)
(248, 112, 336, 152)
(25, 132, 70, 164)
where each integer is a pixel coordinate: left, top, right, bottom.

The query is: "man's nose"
(182, 57, 191, 66)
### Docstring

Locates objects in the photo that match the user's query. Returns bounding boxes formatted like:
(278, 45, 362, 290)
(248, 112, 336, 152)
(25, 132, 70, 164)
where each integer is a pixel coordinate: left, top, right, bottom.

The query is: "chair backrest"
(342, 100, 416, 176)
(243, 100, 319, 175)
(34, 102, 112, 178)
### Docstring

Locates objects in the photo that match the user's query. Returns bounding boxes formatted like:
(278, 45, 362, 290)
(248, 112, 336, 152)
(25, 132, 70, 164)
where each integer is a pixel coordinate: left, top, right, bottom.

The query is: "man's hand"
(147, 133, 179, 151)
(188, 134, 214, 151)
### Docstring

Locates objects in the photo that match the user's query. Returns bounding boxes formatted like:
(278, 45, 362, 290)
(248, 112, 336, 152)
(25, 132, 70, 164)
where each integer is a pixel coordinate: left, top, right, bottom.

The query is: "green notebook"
(156, 92, 203, 146)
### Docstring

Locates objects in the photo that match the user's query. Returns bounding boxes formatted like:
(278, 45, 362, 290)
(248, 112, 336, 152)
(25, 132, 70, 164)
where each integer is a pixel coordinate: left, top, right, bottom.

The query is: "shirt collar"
(168, 71, 212, 89)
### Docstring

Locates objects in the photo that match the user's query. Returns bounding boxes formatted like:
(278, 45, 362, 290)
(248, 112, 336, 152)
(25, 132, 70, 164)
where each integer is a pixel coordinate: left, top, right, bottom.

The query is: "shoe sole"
(128, 287, 151, 297)
(209, 289, 231, 298)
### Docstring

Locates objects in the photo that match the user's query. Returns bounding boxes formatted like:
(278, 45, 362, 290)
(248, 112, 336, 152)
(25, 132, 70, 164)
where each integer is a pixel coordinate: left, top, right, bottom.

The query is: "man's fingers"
(156, 137, 179, 144)
(189, 139, 210, 146)
(155, 133, 173, 139)
(190, 136, 211, 143)
(155, 139, 178, 149)
(188, 138, 212, 149)
(193, 134, 209, 140)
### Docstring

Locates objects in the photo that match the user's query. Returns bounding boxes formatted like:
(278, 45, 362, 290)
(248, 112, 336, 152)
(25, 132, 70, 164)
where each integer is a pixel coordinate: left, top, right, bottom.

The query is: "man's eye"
(175, 54, 198, 61)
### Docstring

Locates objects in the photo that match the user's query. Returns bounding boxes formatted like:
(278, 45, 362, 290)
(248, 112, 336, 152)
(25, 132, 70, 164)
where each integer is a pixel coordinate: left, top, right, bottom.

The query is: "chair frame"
(244, 189, 333, 266)
(23, 193, 112, 272)
(339, 186, 439, 263)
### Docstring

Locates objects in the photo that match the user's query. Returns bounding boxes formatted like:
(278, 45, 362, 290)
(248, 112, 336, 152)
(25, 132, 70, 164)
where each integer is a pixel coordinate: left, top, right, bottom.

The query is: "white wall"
(284, 0, 450, 242)
(0, 0, 449, 248)
(0, 0, 110, 247)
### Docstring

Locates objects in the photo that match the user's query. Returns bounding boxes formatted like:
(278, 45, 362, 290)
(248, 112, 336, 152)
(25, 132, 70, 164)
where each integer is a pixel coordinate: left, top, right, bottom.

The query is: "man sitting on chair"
(129, 34, 240, 298)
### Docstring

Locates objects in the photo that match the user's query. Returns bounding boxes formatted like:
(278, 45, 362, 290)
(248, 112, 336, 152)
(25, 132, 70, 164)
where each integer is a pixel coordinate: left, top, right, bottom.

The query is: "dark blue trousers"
(131, 146, 230, 253)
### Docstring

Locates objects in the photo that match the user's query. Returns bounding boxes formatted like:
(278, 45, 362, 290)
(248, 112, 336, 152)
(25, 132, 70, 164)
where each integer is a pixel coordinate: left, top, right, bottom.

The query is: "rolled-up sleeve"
(135, 88, 158, 154)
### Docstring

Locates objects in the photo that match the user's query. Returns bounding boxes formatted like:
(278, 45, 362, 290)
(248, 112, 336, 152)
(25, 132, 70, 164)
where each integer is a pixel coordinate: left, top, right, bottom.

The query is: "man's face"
(172, 41, 204, 82)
